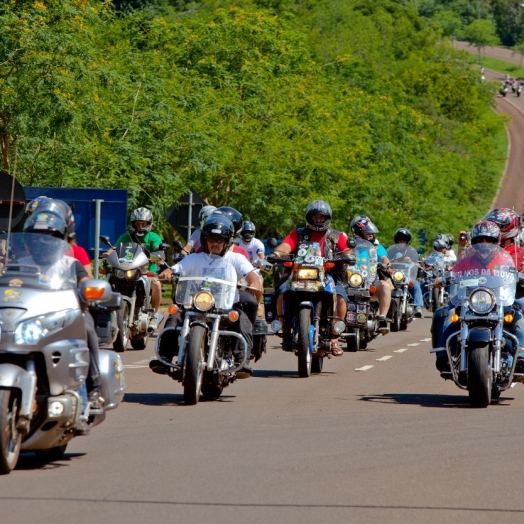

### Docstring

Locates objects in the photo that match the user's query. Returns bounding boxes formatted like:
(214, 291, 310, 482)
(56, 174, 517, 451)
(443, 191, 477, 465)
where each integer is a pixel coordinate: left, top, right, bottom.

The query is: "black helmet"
(394, 228, 412, 244)
(23, 199, 74, 240)
(214, 206, 243, 235)
(351, 216, 379, 239)
(201, 215, 235, 256)
(471, 220, 500, 260)
(240, 221, 256, 242)
(305, 200, 332, 232)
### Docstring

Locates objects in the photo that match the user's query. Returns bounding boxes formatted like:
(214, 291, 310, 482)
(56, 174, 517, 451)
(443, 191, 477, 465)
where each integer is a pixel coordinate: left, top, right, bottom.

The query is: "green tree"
(463, 18, 500, 59)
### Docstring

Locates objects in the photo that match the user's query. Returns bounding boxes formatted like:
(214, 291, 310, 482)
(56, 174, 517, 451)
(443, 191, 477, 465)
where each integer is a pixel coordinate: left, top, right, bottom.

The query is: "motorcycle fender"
(0, 363, 37, 418)
(467, 327, 492, 348)
(299, 301, 315, 310)
(392, 289, 403, 298)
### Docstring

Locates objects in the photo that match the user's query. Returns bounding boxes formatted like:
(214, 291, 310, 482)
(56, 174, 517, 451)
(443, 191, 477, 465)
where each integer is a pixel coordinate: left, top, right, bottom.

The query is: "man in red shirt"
(271, 200, 351, 356)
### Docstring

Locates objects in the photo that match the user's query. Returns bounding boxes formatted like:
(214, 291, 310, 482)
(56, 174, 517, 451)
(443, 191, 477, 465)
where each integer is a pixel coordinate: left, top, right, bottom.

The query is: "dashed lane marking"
(394, 348, 408, 353)
(123, 365, 150, 369)
(355, 365, 374, 372)
(376, 356, 392, 362)
(420, 338, 432, 342)
(407, 343, 420, 347)
(123, 358, 153, 369)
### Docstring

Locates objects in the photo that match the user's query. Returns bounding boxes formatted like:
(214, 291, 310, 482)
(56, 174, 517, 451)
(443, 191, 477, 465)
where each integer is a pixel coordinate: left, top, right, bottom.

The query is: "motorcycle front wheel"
(184, 325, 206, 405)
(0, 389, 21, 474)
(297, 308, 312, 378)
(113, 302, 130, 353)
(468, 345, 492, 407)
(390, 303, 401, 333)
(130, 335, 148, 350)
(432, 287, 442, 312)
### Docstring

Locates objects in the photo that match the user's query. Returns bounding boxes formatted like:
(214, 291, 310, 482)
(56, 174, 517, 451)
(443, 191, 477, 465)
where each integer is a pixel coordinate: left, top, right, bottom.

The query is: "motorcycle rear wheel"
(0, 389, 21, 475)
(432, 288, 442, 312)
(345, 327, 360, 352)
(184, 325, 206, 405)
(113, 302, 130, 353)
(130, 336, 148, 350)
(201, 385, 223, 400)
(390, 304, 401, 333)
(311, 357, 323, 374)
(468, 345, 492, 407)
(297, 308, 312, 378)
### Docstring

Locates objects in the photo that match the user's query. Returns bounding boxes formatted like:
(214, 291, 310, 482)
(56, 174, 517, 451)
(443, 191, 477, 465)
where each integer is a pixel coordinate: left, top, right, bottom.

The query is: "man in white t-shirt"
(155, 214, 261, 377)
(235, 221, 266, 263)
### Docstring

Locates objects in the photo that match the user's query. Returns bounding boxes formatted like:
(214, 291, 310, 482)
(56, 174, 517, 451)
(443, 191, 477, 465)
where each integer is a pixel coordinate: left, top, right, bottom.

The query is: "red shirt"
(281, 228, 349, 256)
(452, 250, 515, 277)
(70, 244, 90, 266)
(504, 243, 524, 270)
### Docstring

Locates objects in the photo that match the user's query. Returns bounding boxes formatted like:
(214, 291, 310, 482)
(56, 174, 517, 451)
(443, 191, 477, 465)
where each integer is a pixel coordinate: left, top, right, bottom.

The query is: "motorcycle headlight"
(14, 309, 76, 345)
(469, 289, 494, 314)
(114, 269, 125, 279)
(297, 268, 319, 280)
(349, 273, 363, 287)
(125, 269, 138, 279)
(393, 271, 404, 282)
(193, 291, 214, 312)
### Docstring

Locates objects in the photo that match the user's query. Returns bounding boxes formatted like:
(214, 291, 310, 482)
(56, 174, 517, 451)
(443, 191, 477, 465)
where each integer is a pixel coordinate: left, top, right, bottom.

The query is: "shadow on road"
(122, 392, 236, 406)
(15, 452, 85, 471)
(358, 392, 515, 408)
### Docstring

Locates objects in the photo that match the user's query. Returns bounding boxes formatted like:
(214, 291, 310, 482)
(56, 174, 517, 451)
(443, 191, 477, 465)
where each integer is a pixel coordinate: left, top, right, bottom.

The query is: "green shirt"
(115, 231, 163, 273)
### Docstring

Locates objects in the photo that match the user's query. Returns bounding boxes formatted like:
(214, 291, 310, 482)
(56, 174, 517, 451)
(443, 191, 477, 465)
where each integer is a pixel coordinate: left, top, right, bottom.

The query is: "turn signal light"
(84, 287, 105, 300)
(283, 262, 293, 268)
(228, 311, 239, 322)
(450, 313, 459, 323)
(504, 313, 514, 323)
(168, 305, 179, 315)
(325, 262, 335, 269)
(369, 285, 377, 294)
(146, 271, 156, 277)
(408, 281, 414, 288)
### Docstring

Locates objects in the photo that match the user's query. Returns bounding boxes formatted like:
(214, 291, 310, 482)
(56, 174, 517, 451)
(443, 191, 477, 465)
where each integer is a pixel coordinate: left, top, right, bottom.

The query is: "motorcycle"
(0, 233, 125, 473)
(267, 242, 352, 377)
(99, 236, 167, 351)
(88, 292, 124, 348)
(422, 251, 450, 312)
(386, 244, 420, 331)
(342, 238, 380, 351)
(517, 84, 522, 97)
(154, 275, 249, 405)
(431, 247, 520, 407)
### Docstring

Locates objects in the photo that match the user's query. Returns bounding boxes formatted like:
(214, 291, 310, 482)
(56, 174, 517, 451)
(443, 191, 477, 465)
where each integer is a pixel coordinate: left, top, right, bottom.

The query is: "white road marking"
(376, 356, 392, 362)
(420, 338, 432, 342)
(407, 343, 420, 347)
(394, 348, 409, 353)
(132, 358, 153, 365)
(355, 365, 374, 372)
(123, 365, 150, 369)
(511, 382, 517, 388)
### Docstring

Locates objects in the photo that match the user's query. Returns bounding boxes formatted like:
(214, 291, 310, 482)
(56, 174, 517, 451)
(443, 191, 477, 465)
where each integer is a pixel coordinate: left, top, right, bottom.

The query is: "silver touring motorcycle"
(0, 233, 126, 474)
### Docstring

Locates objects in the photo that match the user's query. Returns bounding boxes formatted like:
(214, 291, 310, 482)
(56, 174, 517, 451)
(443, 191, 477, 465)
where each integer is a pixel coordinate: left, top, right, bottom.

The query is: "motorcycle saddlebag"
(263, 289, 277, 323)
(98, 349, 126, 410)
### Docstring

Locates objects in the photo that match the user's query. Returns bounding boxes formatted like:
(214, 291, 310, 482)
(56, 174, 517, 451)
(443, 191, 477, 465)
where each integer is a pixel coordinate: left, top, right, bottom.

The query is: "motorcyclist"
(235, 221, 266, 264)
(431, 221, 524, 372)
(389, 228, 423, 318)
(153, 214, 261, 377)
(181, 205, 216, 255)
(431, 235, 456, 267)
(103, 207, 163, 331)
(271, 200, 352, 356)
(350, 216, 392, 334)
(22, 199, 104, 416)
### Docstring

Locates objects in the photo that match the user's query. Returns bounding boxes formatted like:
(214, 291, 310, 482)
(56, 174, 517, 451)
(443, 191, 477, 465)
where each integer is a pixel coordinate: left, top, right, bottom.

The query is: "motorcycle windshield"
(295, 241, 324, 267)
(450, 246, 516, 307)
(175, 276, 236, 310)
(107, 242, 149, 270)
(0, 233, 76, 290)
(387, 243, 420, 264)
(351, 238, 378, 285)
(424, 252, 446, 269)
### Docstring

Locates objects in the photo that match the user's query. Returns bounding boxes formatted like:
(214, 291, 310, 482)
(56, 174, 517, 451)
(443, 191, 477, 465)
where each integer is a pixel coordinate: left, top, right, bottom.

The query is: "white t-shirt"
(235, 237, 265, 263)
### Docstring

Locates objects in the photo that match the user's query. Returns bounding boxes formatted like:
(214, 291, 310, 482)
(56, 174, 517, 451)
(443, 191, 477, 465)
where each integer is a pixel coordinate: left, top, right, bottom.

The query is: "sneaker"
(378, 315, 389, 335)
(414, 307, 423, 319)
(149, 314, 159, 332)
(88, 390, 105, 411)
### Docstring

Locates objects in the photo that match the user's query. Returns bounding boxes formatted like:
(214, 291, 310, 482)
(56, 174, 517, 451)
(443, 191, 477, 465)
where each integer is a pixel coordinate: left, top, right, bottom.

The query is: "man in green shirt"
(106, 207, 163, 330)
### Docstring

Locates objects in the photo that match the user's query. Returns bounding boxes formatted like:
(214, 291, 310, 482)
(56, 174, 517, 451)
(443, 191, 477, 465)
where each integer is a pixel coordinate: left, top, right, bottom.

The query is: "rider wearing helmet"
(389, 228, 424, 318)
(25, 195, 50, 215)
(23, 199, 104, 416)
(210, 207, 250, 261)
(105, 207, 163, 330)
(351, 216, 392, 334)
(154, 214, 261, 377)
(271, 200, 352, 356)
(182, 204, 217, 255)
(431, 220, 524, 372)
(235, 221, 265, 264)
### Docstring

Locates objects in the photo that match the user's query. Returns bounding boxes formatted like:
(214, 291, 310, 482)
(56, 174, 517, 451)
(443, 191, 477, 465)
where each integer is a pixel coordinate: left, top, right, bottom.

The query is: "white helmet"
(198, 205, 217, 227)
(130, 207, 153, 237)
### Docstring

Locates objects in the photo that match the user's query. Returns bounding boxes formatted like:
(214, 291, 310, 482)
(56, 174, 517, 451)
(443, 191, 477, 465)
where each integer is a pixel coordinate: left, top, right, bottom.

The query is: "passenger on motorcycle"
(431, 221, 524, 372)
(181, 205, 216, 254)
(389, 228, 424, 318)
(350, 216, 392, 334)
(155, 214, 261, 376)
(272, 200, 352, 356)
(23, 199, 104, 412)
(235, 221, 266, 264)
(103, 207, 163, 331)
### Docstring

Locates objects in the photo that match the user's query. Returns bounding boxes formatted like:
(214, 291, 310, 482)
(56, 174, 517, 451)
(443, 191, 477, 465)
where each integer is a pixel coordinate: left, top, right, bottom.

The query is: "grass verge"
(465, 53, 524, 79)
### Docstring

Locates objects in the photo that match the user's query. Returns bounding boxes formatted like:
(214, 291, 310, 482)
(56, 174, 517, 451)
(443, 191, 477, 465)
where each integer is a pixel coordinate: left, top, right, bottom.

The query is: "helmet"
(130, 207, 153, 237)
(23, 199, 74, 240)
(240, 221, 256, 242)
(213, 206, 243, 235)
(471, 220, 500, 259)
(26, 196, 50, 215)
(394, 228, 411, 244)
(446, 234, 455, 247)
(351, 216, 379, 239)
(198, 205, 217, 227)
(305, 200, 332, 232)
(484, 208, 520, 241)
(200, 214, 235, 256)
(433, 238, 447, 251)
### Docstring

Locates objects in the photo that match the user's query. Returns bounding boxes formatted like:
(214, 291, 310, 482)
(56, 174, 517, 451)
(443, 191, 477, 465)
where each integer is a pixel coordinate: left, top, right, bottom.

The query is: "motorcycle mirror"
(266, 238, 278, 249)
(159, 243, 170, 251)
(99, 235, 113, 247)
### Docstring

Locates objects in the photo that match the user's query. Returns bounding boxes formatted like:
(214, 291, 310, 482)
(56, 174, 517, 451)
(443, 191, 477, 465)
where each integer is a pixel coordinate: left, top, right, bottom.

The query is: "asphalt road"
(2, 315, 524, 524)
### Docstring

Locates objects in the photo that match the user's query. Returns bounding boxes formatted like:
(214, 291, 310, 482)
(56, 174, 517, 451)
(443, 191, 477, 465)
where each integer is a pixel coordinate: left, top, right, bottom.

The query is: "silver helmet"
(130, 207, 153, 237)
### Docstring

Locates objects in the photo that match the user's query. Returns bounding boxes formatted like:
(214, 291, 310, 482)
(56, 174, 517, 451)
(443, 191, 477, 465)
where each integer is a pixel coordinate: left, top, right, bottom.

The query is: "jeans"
(84, 311, 100, 393)
(409, 280, 424, 308)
